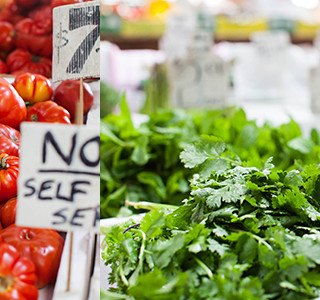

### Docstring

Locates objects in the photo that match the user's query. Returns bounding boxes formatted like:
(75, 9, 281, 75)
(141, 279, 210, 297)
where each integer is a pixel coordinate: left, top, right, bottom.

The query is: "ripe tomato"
(0, 153, 18, 202)
(0, 225, 65, 288)
(13, 72, 52, 104)
(0, 78, 27, 129)
(53, 80, 94, 120)
(7, 49, 52, 78)
(51, 0, 82, 8)
(1, 197, 16, 228)
(0, 242, 38, 299)
(0, 124, 20, 157)
(0, 21, 15, 53)
(15, 0, 37, 8)
(15, 8, 52, 58)
(0, 59, 8, 74)
(0, 0, 23, 25)
(26, 100, 71, 124)
(32, 5, 52, 35)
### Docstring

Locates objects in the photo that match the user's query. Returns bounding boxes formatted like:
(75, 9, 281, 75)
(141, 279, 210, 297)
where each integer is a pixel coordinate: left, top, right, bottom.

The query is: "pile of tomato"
(0, 72, 94, 298)
(0, 0, 94, 77)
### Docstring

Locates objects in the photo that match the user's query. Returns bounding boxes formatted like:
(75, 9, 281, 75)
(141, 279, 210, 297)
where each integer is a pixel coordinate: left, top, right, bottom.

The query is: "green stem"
(119, 257, 129, 286)
(252, 234, 273, 251)
(128, 229, 146, 286)
(194, 257, 213, 280)
(213, 156, 241, 166)
(126, 200, 178, 211)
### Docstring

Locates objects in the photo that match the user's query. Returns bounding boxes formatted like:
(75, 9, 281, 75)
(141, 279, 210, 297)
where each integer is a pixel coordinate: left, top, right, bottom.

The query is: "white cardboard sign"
(52, 1, 100, 81)
(167, 54, 229, 108)
(17, 123, 100, 233)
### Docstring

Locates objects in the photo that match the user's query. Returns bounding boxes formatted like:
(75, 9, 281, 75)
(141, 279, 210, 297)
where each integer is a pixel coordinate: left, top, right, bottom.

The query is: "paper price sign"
(17, 123, 99, 233)
(251, 31, 289, 61)
(311, 64, 320, 114)
(168, 54, 229, 108)
(52, 1, 100, 81)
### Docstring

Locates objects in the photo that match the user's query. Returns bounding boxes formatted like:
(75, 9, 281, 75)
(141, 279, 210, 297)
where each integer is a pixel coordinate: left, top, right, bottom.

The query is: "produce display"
(101, 99, 320, 218)
(0, 73, 95, 296)
(0, 0, 94, 77)
(101, 98, 320, 299)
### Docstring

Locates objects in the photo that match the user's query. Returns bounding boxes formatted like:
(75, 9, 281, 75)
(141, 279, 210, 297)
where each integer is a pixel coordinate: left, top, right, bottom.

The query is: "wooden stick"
(66, 78, 84, 292)
(66, 231, 73, 292)
(75, 78, 84, 125)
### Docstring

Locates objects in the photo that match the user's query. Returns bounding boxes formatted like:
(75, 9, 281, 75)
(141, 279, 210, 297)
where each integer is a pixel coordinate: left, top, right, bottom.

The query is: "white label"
(251, 31, 290, 61)
(311, 64, 320, 114)
(168, 54, 229, 108)
(188, 31, 213, 57)
(17, 123, 100, 232)
(52, 1, 100, 81)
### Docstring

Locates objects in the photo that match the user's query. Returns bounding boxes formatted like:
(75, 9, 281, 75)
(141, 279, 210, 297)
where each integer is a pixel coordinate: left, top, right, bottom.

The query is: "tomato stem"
(0, 275, 14, 292)
(31, 55, 40, 63)
(0, 157, 9, 170)
(30, 114, 39, 122)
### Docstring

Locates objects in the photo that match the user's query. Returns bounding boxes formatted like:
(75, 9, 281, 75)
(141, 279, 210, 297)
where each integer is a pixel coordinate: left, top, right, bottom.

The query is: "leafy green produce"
(102, 138, 320, 299)
(100, 81, 121, 118)
(140, 63, 170, 115)
(100, 97, 320, 218)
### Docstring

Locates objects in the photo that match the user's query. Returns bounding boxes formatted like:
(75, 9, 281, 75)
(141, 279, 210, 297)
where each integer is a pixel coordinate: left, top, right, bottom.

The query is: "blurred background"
(100, 0, 320, 131)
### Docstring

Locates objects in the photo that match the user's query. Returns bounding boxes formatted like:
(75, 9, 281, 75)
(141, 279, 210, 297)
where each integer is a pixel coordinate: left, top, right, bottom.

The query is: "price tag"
(167, 54, 229, 108)
(52, 1, 100, 81)
(311, 64, 320, 114)
(17, 123, 99, 233)
(188, 30, 213, 57)
(251, 31, 290, 61)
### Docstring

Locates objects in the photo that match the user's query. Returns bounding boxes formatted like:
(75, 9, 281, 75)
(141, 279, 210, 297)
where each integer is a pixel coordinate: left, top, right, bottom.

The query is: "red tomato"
(15, 0, 37, 8)
(0, 225, 65, 288)
(13, 72, 52, 104)
(0, 0, 23, 24)
(0, 77, 27, 129)
(28, 4, 51, 19)
(1, 197, 16, 228)
(0, 124, 20, 157)
(0, 21, 15, 53)
(32, 5, 52, 35)
(15, 18, 52, 58)
(0, 59, 8, 74)
(0, 0, 13, 22)
(0, 242, 38, 299)
(27, 100, 71, 124)
(51, 0, 82, 8)
(53, 80, 94, 120)
(7, 49, 52, 78)
(0, 153, 18, 202)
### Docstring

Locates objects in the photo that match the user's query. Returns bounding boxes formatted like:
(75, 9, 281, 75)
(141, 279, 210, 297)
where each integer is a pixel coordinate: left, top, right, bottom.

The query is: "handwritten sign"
(52, 1, 100, 81)
(16, 123, 99, 232)
(167, 54, 229, 108)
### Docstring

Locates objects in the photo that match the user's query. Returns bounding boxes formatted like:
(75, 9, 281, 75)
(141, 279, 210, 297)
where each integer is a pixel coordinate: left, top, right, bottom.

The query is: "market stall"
(0, 0, 100, 299)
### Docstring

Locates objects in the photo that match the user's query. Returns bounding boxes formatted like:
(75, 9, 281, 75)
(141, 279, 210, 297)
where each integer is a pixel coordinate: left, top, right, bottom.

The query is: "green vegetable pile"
(102, 136, 320, 299)
(100, 97, 320, 218)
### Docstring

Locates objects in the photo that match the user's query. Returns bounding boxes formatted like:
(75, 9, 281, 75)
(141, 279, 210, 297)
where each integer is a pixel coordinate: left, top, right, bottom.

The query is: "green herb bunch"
(102, 138, 320, 299)
(100, 97, 320, 218)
